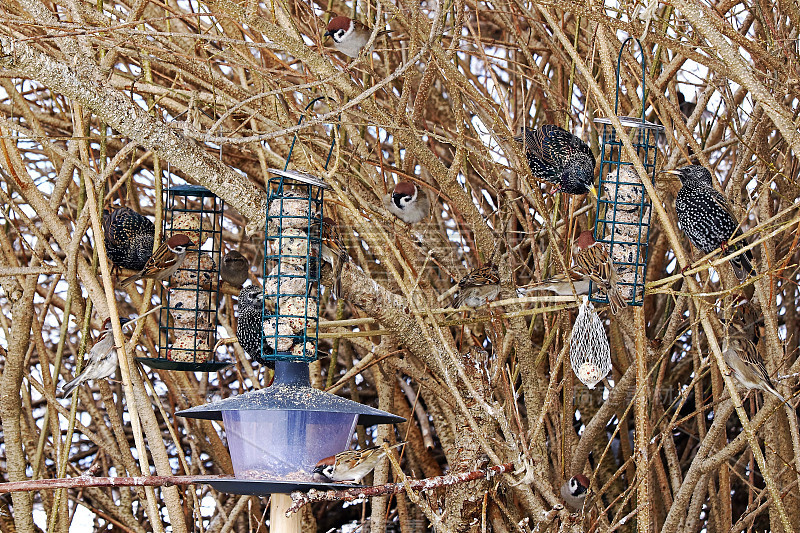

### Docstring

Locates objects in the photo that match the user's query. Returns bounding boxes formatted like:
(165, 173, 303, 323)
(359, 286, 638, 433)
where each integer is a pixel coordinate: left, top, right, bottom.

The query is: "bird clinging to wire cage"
(514, 124, 597, 196)
(315, 217, 348, 299)
(664, 165, 756, 281)
(103, 206, 155, 272)
(236, 285, 271, 367)
(573, 230, 627, 315)
(120, 234, 193, 287)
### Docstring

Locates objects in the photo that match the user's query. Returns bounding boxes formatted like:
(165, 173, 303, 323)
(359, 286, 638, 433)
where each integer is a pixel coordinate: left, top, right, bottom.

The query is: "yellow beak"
(660, 169, 682, 179)
(588, 185, 598, 199)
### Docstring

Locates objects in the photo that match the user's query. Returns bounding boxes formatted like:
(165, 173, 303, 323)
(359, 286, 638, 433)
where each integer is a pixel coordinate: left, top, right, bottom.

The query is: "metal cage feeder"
(591, 37, 664, 307)
(137, 184, 232, 371)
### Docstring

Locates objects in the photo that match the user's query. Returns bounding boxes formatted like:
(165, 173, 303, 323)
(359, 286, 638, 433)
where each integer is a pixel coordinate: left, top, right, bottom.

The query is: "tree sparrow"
(221, 250, 249, 288)
(61, 318, 129, 397)
(382, 181, 431, 224)
(723, 321, 786, 402)
(560, 474, 590, 511)
(453, 264, 501, 308)
(312, 442, 405, 483)
(573, 231, 627, 314)
(120, 234, 193, 287)
(324, 15, 388, 58)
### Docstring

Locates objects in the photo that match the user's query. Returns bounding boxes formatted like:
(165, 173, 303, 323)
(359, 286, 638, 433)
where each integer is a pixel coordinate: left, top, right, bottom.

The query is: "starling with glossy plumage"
(666, 165, 755, 281)
(236, 285, 273, 368)
(103, 207, 155, 272)
(515, 125, 597, 196)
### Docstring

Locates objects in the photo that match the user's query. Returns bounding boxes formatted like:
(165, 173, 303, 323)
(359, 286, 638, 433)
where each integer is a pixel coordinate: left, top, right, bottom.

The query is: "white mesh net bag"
(569, 297, 611, 389)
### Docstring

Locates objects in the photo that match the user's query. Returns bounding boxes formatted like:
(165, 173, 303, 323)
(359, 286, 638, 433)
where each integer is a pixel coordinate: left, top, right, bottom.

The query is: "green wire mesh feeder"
(591, 37, 664, 307)
(177, 98, 403, 496)
(137, 185, 232, 371)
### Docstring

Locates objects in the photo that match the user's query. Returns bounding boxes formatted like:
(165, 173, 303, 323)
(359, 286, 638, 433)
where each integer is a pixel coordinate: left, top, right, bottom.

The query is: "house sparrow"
(324, 15, 388, 59)
(221, 250, 249, 288)
(663, 166, 755, 281)
(312, 442, 405, 483)
(313, 217, 348, 298)
(453, 264, 501, 308)
(514, 125, 597, 196)
(722, 321, 785, 403)
(524, 271, 591, 296)
(573, 231, 627, 315)
(102, 206, 155, 272)
(120, 234, 193, 287)
(60, 318, 129, 397)
(560, 474, 590, 511)
(382, 181, 431, 224)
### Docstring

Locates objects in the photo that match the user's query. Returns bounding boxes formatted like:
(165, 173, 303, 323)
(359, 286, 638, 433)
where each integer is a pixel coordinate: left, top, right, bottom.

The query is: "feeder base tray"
(199, 478, 365, 495)
(136, 358, 232, 372)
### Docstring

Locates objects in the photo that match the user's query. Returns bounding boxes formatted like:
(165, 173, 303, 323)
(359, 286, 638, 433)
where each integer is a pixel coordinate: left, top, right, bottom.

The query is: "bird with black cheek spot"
(383, 181, 431, 224)
(663, 165, 755, 281)
(560, 474, 591, 511)
(514, 124, 597, 197)
(324, 15, 389, 59)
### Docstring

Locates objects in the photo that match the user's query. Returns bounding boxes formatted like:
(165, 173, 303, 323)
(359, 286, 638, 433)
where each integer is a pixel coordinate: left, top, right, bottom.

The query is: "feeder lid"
(594, 116, 665, 131)
(167, 184, 217, 197)
(268, 168, 329, 190)
(176, 361, 404, 426)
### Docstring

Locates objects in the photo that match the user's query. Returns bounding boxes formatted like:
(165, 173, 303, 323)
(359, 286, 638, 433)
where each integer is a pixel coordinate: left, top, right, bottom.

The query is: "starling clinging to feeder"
(515, 124, 597, 196)
(453, 264, 500, 308)
(120, 234, 193, 287)
(665, 165, 755, 281)
(102, 207, 155, 272)
(573, 231, 627, 315)
(221, 251, 249, 288)
(236, 285, 274, 368)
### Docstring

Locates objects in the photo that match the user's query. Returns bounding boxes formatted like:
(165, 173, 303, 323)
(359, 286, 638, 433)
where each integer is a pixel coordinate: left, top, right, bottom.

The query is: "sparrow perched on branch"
(324, 15, 389, 58)
(313, 442, 405, 483)
(103, 206, 155, 272)
(120, 234, 193, 287)
(515, 124, 597, 196)
(560, 474, 590, 511)
(573, 231, 627, 315)
(722, 321, 785, 402)
(221, 250, 249, 288)
(664, 165, 755, 281)
(61, 317, 129, 397)
(382, 181, 431, 224)
(524, 271, 591, 297)
(453, 264, 501, 308)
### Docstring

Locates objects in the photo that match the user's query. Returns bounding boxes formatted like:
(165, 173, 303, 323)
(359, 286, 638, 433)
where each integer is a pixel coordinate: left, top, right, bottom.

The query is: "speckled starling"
(236, 285, 273, 368)
(103, 207, 155, 272)
(515, 124, 597, 196)
(453, 264, 500, 308)
(221, 251, 249, 288)
(666, 165, 755, 281)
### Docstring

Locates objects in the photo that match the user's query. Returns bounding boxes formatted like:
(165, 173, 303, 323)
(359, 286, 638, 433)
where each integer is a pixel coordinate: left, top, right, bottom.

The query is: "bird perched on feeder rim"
(722, 320, 785, 403)
(60, 317, 129, 397)
(664, 165, 756, 282)
(560, 474, 591, 511)
(383, 181, 431, 224)
(313, 442, 405, 483)
(120, 234, 193, 287)
(453, 264, 501, 308)
(515, 124, 597, 196)
(221, 250, 249, 289)
(324, 15, 389, 58)
(573, 231, 627, 315)
(103, 206, 155, 273)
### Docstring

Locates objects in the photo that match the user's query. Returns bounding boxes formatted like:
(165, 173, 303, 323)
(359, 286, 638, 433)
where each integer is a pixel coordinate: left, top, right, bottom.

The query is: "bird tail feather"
(60, 376, 82, 398)
(607, 287, 628, 315)
(730, 247, 756, 282)
(120, 273, 140, 287)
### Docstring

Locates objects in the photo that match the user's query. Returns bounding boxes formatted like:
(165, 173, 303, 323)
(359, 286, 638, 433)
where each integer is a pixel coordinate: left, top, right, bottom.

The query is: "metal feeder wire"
(138, 184, 231, 371)
(591, 37, 664, 307)
(260, 97, 337, 364)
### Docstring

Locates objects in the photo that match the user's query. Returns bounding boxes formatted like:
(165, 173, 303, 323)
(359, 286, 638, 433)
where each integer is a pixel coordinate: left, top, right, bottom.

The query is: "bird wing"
(707, 187, 740, 229)
(459, 265, 500, 289)
(138, 242, 178, 276)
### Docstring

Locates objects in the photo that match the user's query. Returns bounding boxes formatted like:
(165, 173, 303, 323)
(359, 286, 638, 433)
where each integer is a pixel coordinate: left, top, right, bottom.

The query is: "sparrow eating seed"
(665, 165, 755, 281)
(383, 181, 431, 224)
(313, 442, 405, 483)
(515, 124, 597, 196)
(120, 234, 193, 287)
